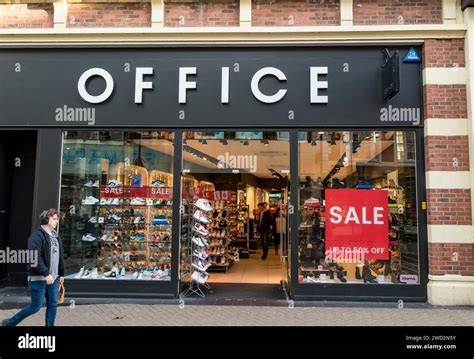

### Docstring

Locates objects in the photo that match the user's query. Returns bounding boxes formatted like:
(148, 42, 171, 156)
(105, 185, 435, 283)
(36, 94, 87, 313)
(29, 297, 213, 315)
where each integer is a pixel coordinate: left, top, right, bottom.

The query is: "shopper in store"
(274, 207, 286, 256)
(258, 202, 273, 260)
(2, 209, 65, 327)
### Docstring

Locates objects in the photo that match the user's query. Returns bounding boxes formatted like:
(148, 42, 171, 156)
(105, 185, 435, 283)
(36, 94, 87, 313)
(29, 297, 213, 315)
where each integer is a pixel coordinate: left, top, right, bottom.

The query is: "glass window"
(298, 131, 419, 285)
(59, 131, 174, 281)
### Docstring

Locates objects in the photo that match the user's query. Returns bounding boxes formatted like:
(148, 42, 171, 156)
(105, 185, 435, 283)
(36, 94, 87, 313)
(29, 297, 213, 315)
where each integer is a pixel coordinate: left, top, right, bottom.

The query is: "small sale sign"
(325, 189, 389, 260)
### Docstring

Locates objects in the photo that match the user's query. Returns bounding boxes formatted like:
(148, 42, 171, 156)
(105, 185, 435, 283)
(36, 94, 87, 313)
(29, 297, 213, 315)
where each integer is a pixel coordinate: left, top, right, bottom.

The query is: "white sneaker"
(152, 179, 165, 187)
(107, 179, 122, 187)
(82, 234, 96, 242)
(193, 210, 209, 224)
(109, 213, 121, 221)
(90, 268, 99, 279)
(88, 217, 98, 223)
(192, 236, 206, 247)
(134, 217, 140, 224)
(192, 260, 210, 272)
(191, 271, 208, 284)
(111, 198, 121, 205)
(104, 266, 118, 278)
(137, 273, 143, 280)
(146, 199, 154, 206)
(84, 179, 95, 187)
(82, 196, 99, 205)
(100, 198, 107, 205)
(119, 267, 126, 276)
(131, 197, 146, 205)
(75, 266, 85, 279)
(132, 272, 139, 279)
(195, 198, 213, 212)
(193, 249, 208, 260)
(192, 223, 209, 237)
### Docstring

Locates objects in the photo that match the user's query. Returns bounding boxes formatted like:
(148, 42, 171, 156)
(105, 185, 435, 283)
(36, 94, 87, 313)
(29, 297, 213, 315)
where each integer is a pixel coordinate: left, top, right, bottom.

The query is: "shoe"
(82, 196, 99, 205)
(192, 236, 206, 247)
(337, 268, 347, 283)
(2, 318, 10, 326)
(191, 271, 208, 284)
(137, 273, 143, 280)
(152, 179, 166, 187)
(119, 267, 126, 276)
(195, 198, 213, 212)
(104, 267, 118, 278)
(193, 210, 209, 224)
(82, 234, 96, 242)
(362, 265, 378, 283)
(84, 179, 95, 187)
(107, 179, 122, 187)
(131, 197, 146, 205)
(192, 260, 210, 272)
(261, 255, 267, 260)
(132, 272, 139, 279)
(111, 198, 121, 205)
(193, 249, 208, 260)
(355, 266, 362, 280)
(88, 217, 98, 223)
(75, 266, 85, 279)
(192, 223, 209, 237)
(90, 268, 99, 279)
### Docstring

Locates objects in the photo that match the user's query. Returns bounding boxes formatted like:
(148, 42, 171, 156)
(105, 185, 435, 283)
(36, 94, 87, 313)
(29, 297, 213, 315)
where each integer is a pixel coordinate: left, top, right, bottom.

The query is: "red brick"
(429, 243, 474, 276)
(425, 135, 469, 172)
(252, 0, 340, 26)
(354, 0, 442, 25)
(0, 3, 53, 28)
(165, 0, 239, 27)
(67, 3, 151, 28)
(427, 189, 472, 225)
(424, 85, 467, 119)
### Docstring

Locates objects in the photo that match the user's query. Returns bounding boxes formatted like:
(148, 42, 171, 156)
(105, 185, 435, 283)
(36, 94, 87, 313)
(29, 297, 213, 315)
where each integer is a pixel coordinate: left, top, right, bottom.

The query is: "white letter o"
(78, 68, 114, 104)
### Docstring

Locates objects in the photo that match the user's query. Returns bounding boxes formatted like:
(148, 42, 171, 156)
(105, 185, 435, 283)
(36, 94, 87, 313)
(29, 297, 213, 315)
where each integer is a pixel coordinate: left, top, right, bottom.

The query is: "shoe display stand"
(70, 169, 173, 281)
(182, 195, 213, 298)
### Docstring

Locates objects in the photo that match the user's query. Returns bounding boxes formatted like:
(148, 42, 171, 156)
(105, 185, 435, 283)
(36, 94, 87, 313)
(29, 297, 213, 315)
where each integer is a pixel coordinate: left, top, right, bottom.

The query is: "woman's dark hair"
(39, 208, 59, 225)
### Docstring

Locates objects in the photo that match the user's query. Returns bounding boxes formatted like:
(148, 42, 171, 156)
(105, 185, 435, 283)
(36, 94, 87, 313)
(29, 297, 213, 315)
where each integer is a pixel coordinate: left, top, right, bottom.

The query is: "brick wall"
(425, 136, 470, 171)
(423, 39, 465, 68)
(424, 85, 467, 119)
(164, 0, 239, 27)
(353, 0, 442, 25)
(426, 189, 472, 225)
(67, 2, 151, 28)
(0, 3, 53, 28)
(252, 0, 340, 26)
(429, 243, 474, 276)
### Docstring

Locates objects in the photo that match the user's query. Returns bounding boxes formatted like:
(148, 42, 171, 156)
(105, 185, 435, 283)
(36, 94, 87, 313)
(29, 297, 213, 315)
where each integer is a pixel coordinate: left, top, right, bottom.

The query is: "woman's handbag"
(58, 282, 65, 304)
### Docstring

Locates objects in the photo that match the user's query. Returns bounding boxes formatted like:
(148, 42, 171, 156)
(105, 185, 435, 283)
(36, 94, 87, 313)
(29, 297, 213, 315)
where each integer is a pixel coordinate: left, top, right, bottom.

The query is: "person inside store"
(2, 209, 65, 327)
(274, 206, 286, 256)
(258, 202, 274, 260)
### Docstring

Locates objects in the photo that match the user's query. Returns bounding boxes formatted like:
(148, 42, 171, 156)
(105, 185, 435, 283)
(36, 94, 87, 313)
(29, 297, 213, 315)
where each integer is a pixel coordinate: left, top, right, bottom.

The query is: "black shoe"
(336, 268, 347, 283)
(2, 318, 10, 326)
(362, 265, 378, 283)
(261, 255, 267, 260)
(355, 267, 362, 280)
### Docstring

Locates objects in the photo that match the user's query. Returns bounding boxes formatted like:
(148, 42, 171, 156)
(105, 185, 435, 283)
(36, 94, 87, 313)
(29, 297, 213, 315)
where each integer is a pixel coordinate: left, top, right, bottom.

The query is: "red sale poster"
(325, 189, 389, 260)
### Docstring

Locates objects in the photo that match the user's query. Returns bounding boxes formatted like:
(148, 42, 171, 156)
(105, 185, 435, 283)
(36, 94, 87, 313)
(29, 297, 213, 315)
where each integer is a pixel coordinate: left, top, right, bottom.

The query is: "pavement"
(1, 301, 473, 326)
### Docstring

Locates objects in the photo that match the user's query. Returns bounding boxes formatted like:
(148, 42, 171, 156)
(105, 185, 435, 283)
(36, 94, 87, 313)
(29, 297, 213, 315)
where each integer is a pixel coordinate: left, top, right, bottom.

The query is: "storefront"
(0, 46, 427, 301)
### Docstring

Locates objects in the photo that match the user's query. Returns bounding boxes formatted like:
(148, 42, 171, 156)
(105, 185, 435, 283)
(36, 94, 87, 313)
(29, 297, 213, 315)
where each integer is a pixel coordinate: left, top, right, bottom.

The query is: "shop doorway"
(0, 131, 37, 286)
(179, 131, 290, 300)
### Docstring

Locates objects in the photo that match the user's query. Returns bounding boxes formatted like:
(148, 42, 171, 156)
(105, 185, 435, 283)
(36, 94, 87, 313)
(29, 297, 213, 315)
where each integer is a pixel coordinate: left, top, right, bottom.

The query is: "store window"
(59, 131, 174, 281)
(298, 131, 419, 285)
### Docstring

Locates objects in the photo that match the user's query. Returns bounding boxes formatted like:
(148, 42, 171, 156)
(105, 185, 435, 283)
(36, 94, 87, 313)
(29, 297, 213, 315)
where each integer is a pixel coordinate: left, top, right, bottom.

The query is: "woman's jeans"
(4, 278, 59, 327)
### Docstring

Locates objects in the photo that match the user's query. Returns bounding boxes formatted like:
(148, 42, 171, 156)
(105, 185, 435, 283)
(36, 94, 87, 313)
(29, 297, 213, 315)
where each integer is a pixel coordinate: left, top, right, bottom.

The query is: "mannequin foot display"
(355, 266, 362, 280)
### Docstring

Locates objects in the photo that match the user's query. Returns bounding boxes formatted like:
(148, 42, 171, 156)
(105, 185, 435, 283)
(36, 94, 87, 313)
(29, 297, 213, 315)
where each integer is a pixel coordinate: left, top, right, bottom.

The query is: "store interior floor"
(208, 248, 282, 284)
